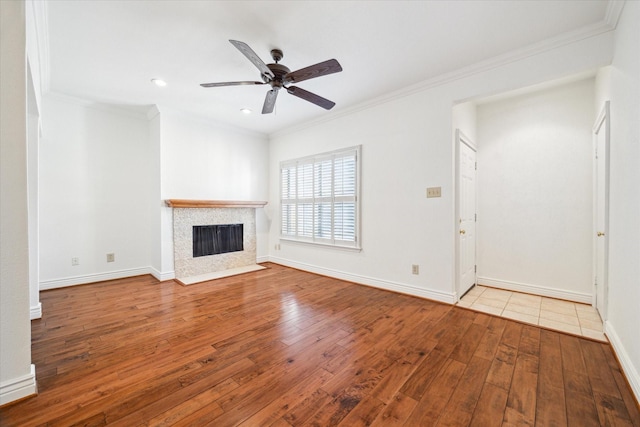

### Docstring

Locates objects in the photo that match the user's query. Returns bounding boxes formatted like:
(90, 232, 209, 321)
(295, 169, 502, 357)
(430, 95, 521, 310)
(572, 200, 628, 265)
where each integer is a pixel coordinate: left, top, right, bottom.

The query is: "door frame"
(454, 129, 477, 301)
(593, 101, 610, 319)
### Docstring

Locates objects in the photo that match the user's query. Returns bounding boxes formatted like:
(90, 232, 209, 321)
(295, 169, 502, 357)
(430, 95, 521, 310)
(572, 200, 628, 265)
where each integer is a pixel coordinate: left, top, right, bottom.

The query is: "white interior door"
(594, 101, 610, 320)
(457, 131, 477, 297)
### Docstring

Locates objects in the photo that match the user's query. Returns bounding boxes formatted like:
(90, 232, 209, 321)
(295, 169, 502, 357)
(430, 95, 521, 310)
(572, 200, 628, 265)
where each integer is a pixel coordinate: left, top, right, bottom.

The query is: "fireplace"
(193, 224, 244, 257)
(167, 200, 267, 285)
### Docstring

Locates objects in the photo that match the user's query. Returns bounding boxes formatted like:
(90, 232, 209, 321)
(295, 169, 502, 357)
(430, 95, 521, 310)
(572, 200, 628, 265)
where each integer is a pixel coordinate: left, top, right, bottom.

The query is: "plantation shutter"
(280, 163, 297, 237)
(279, 146, 360, 248)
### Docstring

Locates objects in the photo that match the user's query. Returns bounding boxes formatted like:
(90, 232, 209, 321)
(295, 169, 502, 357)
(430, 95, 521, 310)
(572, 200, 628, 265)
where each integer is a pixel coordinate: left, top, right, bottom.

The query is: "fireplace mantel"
(166, 199, 267, 208)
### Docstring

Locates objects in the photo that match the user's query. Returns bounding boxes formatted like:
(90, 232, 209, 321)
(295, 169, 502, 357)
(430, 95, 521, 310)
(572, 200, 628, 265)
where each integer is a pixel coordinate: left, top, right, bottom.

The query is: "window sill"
(279, 237, 362, 252)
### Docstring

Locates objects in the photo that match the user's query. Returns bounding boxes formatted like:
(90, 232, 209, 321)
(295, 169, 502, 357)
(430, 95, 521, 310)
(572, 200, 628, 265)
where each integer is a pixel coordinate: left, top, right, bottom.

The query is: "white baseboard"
(268, 256, 456, 304)
(40, 267, 153, 290)
(30, 302, 42, 320)
(149, 267, 175, 282)
(40, 261, 265, 289)
(0, 364, 36, 406)
(476, 276, 592, 304)
(605, 321, 640, 403)
(256, 256, 269, 263)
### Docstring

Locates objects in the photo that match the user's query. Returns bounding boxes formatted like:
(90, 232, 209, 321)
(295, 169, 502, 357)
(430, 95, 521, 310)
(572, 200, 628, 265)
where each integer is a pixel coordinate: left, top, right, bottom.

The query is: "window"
(280, 146, 360, 249)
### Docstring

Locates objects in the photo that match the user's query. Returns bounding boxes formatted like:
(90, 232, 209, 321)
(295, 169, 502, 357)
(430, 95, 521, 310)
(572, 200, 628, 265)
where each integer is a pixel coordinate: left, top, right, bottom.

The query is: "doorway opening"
(453, 74, 606, 318)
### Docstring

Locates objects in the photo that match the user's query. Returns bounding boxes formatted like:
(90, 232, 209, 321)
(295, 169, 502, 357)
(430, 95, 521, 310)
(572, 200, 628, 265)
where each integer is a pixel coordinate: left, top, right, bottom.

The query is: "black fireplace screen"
(193, 224, 243, 257)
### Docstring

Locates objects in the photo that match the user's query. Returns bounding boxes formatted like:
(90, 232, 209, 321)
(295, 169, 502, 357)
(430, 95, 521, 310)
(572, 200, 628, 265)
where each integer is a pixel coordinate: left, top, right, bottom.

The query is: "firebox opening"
(193, 224, 243, 258)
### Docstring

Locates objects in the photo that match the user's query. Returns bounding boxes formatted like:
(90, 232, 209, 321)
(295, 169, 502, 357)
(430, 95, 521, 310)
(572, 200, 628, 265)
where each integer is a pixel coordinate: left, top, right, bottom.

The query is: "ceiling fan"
(201, 40, 343, 114)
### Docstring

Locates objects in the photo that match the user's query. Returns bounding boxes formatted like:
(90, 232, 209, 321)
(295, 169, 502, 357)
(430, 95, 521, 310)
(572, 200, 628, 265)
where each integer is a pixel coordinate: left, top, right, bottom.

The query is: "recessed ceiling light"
(240, 108, 252, 114)
(151, 78, 167, 87)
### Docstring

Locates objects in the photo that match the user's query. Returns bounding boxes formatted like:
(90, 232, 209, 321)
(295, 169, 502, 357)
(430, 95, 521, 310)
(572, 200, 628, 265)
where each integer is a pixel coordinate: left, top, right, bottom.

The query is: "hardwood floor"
(1, 263, 638, 426)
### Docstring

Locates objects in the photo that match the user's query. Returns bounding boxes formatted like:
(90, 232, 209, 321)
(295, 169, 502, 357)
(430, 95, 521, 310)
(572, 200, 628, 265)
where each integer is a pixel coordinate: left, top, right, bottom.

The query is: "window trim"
(279, 145, 361, 250)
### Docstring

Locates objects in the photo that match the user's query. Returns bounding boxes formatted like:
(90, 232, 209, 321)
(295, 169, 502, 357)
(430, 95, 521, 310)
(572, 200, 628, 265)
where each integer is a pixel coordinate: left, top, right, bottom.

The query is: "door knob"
(597, 231, 605, 237)
(459, 229, 466, 235)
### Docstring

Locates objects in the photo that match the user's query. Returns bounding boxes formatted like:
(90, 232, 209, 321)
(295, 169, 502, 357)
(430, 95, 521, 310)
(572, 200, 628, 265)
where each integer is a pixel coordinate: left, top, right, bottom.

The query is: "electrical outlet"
(274, 244, 281, 251)
(106, 253, 115, 263)
(426, 187, 442, 198)
(71, 257, 80, 266)
(412, 264, 419, 275)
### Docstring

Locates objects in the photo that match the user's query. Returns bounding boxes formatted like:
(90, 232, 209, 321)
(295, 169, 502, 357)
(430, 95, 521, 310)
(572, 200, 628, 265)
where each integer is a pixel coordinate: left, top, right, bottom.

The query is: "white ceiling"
(44, 0, 610, 135)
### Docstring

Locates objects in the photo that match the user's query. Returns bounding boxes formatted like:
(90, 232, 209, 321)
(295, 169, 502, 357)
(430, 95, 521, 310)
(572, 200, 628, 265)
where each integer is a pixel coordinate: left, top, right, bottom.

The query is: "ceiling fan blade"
(286, 86, 335, 110)
(229, 40, 275, 79)
(200, 81, 265, 88)
(285, 59, 342, 84)
(262, 89, 279, 114)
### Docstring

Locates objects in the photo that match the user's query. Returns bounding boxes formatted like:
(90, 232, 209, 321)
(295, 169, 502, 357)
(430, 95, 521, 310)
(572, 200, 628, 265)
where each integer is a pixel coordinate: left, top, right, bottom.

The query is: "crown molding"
(604, 0, 626, 29)
(271, 13, 619, 139)
(159, 105, 269, 140)
(27, 0, 50, 94)
(44, 91, 153, 120)
(146, 105, 161, 120)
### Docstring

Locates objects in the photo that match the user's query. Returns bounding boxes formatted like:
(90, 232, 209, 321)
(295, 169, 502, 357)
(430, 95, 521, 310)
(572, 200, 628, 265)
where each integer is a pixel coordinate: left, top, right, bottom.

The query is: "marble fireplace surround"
(166, 199, 267, 285)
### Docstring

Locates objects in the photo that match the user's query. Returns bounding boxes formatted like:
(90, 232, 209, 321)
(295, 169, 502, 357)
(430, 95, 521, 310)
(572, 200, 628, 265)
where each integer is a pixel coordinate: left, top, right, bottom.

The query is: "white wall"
(37, 101, 269, 285)
(148, 108, 165, 278)
(160, 110, 269, 201)
(26, 0, 45, 320)
(268, 31, 613, 304)
(595, 66, 612, 108)
(271, 94, 457, 301)
(39, 95, 155, 288)
(158, 110, 270, 276)
(452, 101, 477, 143)
(476, 79, 595, 302)
(0, 0, 37, 405)
(27, 98, 41, 319)
(603, 0, 640, 401)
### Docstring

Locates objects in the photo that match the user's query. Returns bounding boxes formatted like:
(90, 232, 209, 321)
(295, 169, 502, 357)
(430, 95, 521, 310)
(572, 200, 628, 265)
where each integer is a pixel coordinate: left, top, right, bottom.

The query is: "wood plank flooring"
(1, 263, 638, 426)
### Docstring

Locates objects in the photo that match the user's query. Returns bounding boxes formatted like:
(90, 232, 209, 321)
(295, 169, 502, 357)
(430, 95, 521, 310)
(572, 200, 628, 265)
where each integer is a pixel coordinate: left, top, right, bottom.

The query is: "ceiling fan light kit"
(201, 40, 342, 114)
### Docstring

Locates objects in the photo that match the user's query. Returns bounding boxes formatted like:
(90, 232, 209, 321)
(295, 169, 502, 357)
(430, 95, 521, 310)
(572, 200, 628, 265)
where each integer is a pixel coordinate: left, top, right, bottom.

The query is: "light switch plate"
(426, 187, 441, 198)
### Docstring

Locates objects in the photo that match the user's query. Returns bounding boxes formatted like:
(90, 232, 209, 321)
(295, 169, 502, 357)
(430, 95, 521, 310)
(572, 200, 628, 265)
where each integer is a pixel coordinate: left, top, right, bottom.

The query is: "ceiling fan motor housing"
(263, 63, 291, 89)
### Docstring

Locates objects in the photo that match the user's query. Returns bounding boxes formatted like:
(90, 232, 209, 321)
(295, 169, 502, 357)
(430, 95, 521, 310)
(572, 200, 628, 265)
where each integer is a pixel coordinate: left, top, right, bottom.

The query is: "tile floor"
(457, 285, 607, 342)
